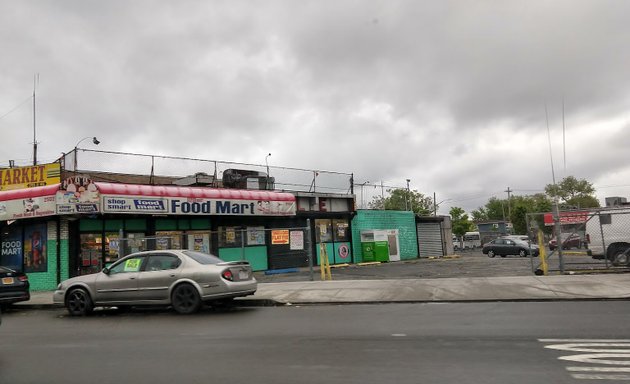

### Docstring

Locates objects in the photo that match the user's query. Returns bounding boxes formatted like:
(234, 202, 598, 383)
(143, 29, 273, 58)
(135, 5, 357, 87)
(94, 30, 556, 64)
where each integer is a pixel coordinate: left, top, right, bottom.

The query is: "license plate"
(2, 277, 14, 285)
(238, 271, 249, 280)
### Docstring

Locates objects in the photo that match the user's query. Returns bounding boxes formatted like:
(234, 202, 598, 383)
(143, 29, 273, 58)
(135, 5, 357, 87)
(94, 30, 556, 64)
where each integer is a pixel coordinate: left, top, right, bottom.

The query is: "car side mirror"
(102, 267, 110, 275)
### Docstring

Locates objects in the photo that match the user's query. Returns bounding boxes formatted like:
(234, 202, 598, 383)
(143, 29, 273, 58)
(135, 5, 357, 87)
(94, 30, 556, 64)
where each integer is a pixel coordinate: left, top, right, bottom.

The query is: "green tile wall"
(351, 210, 419, 262)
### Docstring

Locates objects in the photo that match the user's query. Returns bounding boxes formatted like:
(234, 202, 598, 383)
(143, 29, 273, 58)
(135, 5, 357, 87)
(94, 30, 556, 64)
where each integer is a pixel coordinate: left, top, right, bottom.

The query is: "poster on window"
(247, 227, 265, 246)
(1, 227, 23, 271)
(24, 223, 47, 273)
(290, 231, 304, 250)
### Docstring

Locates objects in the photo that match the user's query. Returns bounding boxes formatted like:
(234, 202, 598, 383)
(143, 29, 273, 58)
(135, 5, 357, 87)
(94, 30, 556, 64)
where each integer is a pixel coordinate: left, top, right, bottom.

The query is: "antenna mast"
(32, 74, 39, 165)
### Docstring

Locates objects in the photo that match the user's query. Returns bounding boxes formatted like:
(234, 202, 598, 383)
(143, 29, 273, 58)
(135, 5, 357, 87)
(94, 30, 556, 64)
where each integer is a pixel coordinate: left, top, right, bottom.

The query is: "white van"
(463, 231, 481, 249)
(585, 208, 630, 266)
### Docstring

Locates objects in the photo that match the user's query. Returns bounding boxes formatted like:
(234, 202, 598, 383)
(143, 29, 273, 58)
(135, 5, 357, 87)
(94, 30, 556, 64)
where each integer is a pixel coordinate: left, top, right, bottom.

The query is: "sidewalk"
(14, 273, 630, 309)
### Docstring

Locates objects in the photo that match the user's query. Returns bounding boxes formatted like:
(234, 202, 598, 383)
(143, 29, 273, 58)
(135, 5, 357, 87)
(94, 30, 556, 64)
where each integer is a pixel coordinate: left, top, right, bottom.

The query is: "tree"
(472, 193, 553, 234)
(368, 188, 435, 215)
(450, 207, 474, 237)
(545, 176, 600, 208)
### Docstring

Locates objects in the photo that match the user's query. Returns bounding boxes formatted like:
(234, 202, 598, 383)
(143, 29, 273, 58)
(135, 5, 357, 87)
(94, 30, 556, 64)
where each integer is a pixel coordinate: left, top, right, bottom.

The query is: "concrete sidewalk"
(13, 273, 630, 309)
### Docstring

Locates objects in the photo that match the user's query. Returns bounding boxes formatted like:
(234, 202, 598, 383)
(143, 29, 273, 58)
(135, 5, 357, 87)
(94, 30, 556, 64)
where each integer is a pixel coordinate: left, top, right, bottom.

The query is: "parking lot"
(254, 247, 623, 283)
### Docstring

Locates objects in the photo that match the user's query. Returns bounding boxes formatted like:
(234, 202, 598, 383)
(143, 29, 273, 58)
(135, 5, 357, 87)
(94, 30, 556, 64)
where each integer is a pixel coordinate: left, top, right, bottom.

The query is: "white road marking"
(546, 343, 630, 353)
(559, 354, 630, 365)
(391, 334, 407, 337)
(571, 374, 630, 380)
(540, 339, 630, 381)
(568, 367, 630, 372)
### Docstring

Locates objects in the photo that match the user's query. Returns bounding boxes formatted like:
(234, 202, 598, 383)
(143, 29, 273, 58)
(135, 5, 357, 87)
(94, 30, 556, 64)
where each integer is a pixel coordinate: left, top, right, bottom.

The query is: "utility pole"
(505, 187, 512, 220)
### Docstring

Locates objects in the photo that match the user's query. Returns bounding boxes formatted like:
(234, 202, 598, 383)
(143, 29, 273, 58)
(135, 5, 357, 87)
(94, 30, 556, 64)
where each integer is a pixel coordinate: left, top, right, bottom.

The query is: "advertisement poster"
(0, 195, 56, 220)
(24, 223, 47, 273)
(187, 233, 210, 253)
(247, 227, 265, 245)
(271, 230, 290, 245)
(290, 230, 304, 250)
(1, 227, 23, 271)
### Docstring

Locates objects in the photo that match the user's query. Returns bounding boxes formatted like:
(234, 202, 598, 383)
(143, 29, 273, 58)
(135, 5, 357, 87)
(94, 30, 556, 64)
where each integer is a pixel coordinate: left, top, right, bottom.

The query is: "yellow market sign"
(0, 163, 61, 191)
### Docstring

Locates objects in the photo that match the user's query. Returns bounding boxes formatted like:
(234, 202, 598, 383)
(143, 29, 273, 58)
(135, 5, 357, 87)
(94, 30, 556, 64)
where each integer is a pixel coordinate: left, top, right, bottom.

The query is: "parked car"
(548, 233, 583, 251)
(482, 237, 539, 258)
(53, 250, 257, 316)
(0, 266, 30, 308)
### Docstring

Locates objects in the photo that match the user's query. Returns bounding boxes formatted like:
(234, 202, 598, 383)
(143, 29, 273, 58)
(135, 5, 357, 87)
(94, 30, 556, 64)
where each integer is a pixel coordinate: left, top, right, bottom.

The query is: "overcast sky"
(1, 0, 630, 214)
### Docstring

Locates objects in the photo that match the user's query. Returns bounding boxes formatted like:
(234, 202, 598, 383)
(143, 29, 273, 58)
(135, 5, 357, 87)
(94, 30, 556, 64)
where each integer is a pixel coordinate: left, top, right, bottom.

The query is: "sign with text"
(271, 230, 290, 245)
(0, 163, 61, 191)
(56, 175, 100, 214)
(0, 195, 57, 220)
(101, 195, 296, 216)
(543, 211, 589, 226)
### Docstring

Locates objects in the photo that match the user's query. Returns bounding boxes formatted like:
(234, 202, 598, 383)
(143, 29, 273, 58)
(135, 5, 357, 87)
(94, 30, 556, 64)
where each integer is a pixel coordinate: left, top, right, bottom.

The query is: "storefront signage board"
(0, 163, 61, 191)
(101, 195, 296, 216)
(0, 195, 57, 220)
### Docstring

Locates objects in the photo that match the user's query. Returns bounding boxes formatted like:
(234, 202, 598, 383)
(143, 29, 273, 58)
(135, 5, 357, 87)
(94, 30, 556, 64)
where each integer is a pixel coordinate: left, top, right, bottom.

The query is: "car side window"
(506, 240, 515, 245)
(144, 255, 181, 272)
(494, 239, 504, 245)
(109, 256, 145, 275)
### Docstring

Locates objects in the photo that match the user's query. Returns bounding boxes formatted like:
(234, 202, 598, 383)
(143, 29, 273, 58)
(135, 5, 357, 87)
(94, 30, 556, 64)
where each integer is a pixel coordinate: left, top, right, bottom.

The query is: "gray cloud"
(2, 0, 630, 213)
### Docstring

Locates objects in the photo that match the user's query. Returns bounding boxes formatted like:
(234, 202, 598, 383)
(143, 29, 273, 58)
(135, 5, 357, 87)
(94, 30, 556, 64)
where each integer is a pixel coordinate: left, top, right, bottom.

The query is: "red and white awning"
(96, 182, 296, 216)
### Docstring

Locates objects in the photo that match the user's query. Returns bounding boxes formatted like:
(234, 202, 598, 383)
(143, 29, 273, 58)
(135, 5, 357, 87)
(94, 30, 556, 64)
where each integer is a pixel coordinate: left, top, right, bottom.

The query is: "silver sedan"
(53, 250, 257, 316)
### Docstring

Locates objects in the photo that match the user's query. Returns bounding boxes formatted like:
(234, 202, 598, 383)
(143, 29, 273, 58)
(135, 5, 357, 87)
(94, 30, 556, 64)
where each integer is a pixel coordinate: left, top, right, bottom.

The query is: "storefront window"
(218, 227, 244, 248)
(104, 232, 121, 264)
(156, 231, 183, 250)
(333, 219, 350, 242)
(125, 233, 146, 255)
(187, 231, 210, 253)
(79, 233, 102, 275)
(247, 227, 265, 246)
(315, 219, 333, 243)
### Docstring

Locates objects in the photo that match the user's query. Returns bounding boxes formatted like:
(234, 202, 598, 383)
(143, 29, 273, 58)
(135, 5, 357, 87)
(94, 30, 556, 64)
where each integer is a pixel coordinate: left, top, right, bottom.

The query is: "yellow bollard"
(537, 230, 548, 275)
(319, 243, 332, 281)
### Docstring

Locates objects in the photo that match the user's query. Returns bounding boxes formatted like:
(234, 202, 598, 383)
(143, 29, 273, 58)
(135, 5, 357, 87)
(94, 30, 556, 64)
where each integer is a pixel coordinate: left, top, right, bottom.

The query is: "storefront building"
(0, 164, 358, 290)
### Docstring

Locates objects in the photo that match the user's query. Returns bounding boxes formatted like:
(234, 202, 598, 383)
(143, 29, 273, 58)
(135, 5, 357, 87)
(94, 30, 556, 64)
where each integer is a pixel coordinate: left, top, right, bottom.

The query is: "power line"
(0, 95, 32, 122)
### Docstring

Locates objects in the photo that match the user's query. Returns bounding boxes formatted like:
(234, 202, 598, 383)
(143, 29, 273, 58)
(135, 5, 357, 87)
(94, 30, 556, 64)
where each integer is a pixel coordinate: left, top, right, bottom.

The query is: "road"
(2, 301, 630, 384)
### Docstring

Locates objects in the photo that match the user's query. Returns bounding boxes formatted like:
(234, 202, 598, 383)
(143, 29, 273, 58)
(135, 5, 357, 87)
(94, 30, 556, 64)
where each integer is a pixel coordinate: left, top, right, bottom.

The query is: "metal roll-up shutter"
(417, 222, 444, 258)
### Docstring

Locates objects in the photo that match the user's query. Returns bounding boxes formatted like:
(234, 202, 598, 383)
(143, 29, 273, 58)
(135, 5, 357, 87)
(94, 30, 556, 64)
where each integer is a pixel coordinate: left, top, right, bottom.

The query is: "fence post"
(306, 219, 314, 281)
(598, 212, 609, 268)
(241, 227, 246, 261)
(553, 201, 565, 273)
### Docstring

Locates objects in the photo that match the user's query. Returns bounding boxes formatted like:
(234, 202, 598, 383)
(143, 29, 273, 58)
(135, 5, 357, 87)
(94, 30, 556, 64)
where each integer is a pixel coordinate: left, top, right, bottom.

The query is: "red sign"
(543, 211, 589, 226)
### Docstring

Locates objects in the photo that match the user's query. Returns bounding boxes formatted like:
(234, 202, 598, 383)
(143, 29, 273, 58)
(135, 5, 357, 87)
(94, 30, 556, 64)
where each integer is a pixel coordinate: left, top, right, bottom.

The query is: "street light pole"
(406, 179, 411, 212)
(73, 136, 100, 171)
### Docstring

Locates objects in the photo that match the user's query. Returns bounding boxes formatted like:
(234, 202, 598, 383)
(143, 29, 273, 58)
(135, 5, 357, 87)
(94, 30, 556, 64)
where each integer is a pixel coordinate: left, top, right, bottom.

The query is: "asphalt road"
(2, 301, 630, 384)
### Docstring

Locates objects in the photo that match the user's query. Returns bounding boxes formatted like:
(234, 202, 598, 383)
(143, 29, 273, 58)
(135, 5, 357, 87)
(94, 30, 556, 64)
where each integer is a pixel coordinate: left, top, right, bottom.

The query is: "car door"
(490, 238, 505, 255)
(504, 239, 518, 255)
(136, 253, 182, 301)
(94, 255, 145, 303)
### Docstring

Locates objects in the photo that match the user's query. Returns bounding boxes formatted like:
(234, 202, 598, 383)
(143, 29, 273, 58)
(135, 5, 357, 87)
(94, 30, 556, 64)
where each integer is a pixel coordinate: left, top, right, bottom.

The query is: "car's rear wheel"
(171, 283, 201, 314)
(487, 250, 495, 258)
(66, 288, 93, 316)
(519, 249, 527, 257)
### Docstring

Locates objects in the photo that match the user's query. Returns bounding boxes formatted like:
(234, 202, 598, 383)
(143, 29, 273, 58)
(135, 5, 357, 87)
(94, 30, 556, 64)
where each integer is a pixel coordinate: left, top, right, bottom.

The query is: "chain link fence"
(61, 148, 353, 195)
(526, 208, 630, 274)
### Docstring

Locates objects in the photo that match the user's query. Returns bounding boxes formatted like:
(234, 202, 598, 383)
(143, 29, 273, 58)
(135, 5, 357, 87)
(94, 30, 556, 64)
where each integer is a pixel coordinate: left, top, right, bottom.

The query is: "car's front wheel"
(171, 283, 201, 314)
(66, 288, 94, 316)
(487, 250, 495, 258)
(519, 249, 527, 257)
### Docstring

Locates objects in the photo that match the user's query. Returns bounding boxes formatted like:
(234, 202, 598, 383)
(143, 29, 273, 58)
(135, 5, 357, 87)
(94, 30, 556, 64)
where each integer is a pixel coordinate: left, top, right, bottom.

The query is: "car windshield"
(182, 251, 224, 265)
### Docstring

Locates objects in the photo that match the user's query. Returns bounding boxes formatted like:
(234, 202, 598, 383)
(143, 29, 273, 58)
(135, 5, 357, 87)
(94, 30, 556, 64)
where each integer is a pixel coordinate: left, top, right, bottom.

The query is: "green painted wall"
(218, 246, 268, 271)
(351, 210, 419, 262)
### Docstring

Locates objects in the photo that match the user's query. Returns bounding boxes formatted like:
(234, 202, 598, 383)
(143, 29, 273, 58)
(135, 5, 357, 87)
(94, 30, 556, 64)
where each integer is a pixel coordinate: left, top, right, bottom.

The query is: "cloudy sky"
(1, 0, 629, 214)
